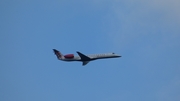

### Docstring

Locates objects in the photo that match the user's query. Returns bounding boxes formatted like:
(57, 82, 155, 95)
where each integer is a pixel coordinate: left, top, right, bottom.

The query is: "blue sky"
(1, 0, 180, 101)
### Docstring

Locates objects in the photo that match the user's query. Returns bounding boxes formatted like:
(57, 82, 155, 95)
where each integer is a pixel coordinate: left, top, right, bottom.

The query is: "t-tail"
(53, 49, 64, 59)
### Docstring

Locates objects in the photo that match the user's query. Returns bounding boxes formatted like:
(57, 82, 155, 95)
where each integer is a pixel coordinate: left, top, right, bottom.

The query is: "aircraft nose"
(117, 55, 121, 57)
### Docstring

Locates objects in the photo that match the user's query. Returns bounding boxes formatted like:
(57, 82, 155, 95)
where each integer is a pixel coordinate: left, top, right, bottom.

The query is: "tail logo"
(53, 49, 63, 59)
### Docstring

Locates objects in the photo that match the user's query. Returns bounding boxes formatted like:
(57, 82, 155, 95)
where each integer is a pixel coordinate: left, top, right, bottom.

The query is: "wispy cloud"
(157, 77, 180, 101)
(95, 1, 180, 101)
(98, 0, 180, 50)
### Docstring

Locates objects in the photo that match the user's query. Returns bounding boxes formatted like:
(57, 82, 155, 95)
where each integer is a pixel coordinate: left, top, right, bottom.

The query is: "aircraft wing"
(82, 61, 90, 66)
(76, 51, 91, 60)
(77, 51, 91, 66)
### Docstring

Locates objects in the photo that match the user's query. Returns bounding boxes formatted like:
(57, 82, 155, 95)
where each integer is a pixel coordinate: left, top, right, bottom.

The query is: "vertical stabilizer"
(53, 49, 63, 59)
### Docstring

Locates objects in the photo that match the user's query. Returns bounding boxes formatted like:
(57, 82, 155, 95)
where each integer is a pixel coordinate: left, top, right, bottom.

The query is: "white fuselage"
(53, 49, 121, 65)
(60, 53, 120, 61)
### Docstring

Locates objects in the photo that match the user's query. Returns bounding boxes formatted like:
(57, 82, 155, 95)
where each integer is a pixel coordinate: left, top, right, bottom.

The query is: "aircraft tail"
(53, 49, 64, 59)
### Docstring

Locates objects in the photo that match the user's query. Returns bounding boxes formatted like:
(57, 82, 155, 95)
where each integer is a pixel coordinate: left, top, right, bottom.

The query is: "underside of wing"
(82, 61, 90, 66)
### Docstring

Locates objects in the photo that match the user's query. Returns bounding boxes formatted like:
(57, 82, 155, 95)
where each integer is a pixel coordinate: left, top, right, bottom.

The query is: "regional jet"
(53, 49, 121, 66)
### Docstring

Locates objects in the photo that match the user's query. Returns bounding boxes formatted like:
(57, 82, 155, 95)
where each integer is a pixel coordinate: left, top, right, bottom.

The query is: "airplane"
(53, 49, 121, 66)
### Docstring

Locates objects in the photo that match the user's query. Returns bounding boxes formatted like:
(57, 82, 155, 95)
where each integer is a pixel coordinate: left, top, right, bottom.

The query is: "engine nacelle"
(64, 54, 74, 59)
